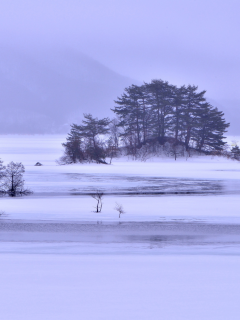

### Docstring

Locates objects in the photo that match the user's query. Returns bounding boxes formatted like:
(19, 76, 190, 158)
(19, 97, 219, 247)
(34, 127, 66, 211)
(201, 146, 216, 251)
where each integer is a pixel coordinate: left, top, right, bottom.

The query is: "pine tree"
(75, 114, 110, 148)
(113, 85, 151, 150)
(145, 80, 173, 141)
(62, 124, 84, 163)
(181, 85, 207, 150)
(192, 104, 229, 151)
(203, 106, 229, 151)
(169, 85, 187, 142)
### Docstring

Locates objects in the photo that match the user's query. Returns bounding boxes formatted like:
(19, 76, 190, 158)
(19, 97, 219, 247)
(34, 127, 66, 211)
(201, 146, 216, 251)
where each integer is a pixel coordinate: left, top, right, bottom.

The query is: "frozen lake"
(1, 220, 240, 255)
(21, 170, 240, 195)
(0, 134, 239, 224)
(0, 134, 240, 320)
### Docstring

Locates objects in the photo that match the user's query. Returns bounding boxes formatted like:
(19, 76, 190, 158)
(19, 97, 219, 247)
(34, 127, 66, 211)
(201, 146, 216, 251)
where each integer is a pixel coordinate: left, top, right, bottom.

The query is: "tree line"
(61, 79, 232, 164)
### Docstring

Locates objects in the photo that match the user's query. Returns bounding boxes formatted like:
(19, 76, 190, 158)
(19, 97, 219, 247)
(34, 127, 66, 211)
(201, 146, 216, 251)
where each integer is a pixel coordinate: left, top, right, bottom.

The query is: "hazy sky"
(0, 0, 240, 101)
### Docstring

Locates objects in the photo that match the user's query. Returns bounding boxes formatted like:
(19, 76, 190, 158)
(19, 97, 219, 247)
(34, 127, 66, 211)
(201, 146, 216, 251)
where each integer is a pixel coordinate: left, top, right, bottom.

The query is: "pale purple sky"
(0, 0, 239, 104)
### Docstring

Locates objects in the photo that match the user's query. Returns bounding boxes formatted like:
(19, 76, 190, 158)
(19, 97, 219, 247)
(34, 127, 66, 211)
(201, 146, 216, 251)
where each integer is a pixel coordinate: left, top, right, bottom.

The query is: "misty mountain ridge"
(0, 45, 239, 135)
(0, 46, 135, 133)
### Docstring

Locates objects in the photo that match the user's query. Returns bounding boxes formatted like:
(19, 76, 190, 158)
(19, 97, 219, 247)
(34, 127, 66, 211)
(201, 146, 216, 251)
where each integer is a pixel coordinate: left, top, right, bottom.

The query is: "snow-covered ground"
(0, 134, 240, 320)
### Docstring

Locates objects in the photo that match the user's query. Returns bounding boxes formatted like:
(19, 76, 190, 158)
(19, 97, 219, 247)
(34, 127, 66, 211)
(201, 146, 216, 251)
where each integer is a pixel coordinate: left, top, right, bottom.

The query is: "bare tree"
(2, 162, 31, 196)
(114, 202, 125, 218)
(91, 190, 104, 213)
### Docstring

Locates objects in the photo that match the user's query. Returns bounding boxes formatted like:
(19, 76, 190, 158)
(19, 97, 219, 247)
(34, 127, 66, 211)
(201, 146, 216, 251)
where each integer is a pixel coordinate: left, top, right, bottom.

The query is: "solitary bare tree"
(2, 162, 30, 196)
(114, 202, 125, 218)
(91, 190, 104, 213)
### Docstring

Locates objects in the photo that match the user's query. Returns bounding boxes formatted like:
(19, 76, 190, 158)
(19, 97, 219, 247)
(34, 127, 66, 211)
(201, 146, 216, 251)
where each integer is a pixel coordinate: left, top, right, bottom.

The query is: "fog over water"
(0, 0, 239, 134)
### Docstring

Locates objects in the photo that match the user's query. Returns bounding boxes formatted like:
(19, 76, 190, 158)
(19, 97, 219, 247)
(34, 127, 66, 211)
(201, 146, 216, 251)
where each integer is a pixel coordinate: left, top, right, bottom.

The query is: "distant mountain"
(0, 46, 239, 136)
(0, 46, 135, 133)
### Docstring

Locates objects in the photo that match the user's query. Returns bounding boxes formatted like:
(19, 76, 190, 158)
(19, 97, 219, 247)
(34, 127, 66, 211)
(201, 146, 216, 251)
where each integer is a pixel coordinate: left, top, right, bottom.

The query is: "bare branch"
(1, 162, 32, 197)
(91, 190, 104, 213)
(114, 202, 125, 218)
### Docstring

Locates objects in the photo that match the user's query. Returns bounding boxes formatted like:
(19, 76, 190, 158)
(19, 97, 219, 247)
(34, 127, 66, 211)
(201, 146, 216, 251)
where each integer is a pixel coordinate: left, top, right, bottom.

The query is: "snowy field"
(0, 134, 240, 320)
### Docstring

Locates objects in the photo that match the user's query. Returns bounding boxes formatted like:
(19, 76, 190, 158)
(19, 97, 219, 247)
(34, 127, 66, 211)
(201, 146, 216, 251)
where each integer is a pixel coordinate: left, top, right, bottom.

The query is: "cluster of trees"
(61, 79, 231, 164)
(113, 80, 229, 154)
(59, 114, 111, 164)
(0, 161, 29, 196)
